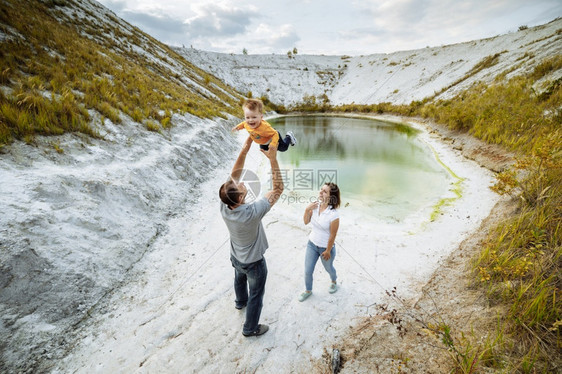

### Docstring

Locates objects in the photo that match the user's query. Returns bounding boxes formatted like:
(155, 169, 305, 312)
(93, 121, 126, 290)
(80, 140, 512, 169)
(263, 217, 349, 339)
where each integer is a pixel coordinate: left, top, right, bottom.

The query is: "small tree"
(293, 47, 298, 55)
(242, 48, 248, 55)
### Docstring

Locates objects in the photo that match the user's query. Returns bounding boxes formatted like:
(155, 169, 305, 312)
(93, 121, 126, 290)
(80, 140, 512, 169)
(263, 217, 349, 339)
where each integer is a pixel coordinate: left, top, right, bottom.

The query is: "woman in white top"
(299, 182, 341, 302)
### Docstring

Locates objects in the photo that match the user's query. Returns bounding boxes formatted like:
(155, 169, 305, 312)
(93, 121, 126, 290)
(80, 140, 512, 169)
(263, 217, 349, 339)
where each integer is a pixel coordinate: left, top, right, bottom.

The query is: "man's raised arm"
(261, 146, 284, 207)
(230, 136, 253, 182)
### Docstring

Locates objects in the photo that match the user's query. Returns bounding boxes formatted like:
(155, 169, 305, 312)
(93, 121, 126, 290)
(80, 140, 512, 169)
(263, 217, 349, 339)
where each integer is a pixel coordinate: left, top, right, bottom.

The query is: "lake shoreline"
(267, 113, 458, 225)
(323, 113, 516, 373)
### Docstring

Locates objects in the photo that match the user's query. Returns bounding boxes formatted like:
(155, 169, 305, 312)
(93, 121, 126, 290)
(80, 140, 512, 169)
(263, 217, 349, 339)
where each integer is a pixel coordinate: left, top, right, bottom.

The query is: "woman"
(299, 182, 341, 302)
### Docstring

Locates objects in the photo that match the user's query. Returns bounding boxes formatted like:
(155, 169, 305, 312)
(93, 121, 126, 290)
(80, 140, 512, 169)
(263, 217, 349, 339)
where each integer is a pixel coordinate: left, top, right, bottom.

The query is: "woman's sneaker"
(329, 283, 338, 294)
(286, 131, 297, 146)
(298, 291, 312, 302)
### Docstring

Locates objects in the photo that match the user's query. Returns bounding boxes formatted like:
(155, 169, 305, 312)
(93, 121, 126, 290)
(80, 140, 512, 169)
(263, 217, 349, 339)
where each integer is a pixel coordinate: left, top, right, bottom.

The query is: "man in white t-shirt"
(219, 136, 284, 337)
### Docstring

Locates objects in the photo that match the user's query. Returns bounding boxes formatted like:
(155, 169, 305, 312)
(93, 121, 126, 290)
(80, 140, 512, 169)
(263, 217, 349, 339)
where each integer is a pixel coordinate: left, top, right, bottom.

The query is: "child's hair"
(219, 179, 243, 208)
(325, 182, 341, 209)
(243, 98, 263, 113)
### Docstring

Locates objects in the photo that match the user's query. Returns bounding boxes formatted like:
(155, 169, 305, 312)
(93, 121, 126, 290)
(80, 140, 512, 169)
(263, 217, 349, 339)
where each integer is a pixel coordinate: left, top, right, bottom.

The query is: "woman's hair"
(325, 182, 341, 209)
(219, 180, 243, 208)
(243, 98, 263, 113)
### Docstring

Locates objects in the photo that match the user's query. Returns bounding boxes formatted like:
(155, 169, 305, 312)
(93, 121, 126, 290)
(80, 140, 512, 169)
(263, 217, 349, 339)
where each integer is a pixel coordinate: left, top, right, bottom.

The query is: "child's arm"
(231, 122, 245, 132)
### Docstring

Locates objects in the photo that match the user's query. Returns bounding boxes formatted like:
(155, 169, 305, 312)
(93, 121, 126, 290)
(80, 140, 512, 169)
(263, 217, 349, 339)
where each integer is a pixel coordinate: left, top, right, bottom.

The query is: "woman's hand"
(321, 250, 331, 261)
(306, 201, 319, 212)
(303, 201, 318, 224)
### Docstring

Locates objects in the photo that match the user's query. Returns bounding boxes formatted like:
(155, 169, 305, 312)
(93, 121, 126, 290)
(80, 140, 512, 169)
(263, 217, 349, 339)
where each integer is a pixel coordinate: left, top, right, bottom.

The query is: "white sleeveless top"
(309, 206, 339, 248)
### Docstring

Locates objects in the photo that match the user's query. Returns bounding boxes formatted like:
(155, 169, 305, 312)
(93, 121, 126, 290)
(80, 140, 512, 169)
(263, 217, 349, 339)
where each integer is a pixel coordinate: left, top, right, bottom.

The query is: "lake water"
(268, 115, 454, 224)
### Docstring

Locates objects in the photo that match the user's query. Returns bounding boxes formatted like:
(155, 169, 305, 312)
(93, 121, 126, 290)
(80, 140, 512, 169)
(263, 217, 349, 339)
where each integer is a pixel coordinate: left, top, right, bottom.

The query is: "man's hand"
(260, 145, 278, 160)
(262, 145, 283, 207)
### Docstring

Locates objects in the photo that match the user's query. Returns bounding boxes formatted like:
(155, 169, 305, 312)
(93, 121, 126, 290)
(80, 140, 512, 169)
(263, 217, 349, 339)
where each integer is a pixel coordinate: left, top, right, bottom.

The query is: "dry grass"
(0, 0, 242, 147)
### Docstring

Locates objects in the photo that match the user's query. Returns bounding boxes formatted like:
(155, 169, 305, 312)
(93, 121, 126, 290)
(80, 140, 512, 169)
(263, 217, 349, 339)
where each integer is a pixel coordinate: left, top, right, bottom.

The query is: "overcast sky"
(97, 0, 562, 55)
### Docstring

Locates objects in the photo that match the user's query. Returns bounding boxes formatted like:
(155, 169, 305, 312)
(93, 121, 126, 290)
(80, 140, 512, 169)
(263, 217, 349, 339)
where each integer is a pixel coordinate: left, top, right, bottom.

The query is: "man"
(219, 136, 284, 337)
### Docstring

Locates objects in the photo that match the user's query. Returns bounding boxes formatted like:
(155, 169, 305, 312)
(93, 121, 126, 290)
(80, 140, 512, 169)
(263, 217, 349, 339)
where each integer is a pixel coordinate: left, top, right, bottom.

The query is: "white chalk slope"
(177, 19, 562, 106)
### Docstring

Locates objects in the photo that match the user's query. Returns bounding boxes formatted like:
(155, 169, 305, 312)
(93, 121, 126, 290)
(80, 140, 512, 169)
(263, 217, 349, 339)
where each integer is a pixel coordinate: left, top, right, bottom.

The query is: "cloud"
(350, 0, 478, 43)
(97, 0, 562, 55)
(193, 22, 300, 54)
(254, 24, 300, 50)
(183, 3, 258, 38)
(350, 0, 561, 42)
(338, 0, 560, 53)
(122, 9, 186, 35)
(97, 0, 190, 45)
(98, 0, 260, 47)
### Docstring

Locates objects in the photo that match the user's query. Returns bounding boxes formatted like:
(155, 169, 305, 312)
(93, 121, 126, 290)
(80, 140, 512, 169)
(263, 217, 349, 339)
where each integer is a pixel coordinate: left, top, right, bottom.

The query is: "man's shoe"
(242, 324, 269, 337)
(235, 303, 246, 310)
(298, 291, 312, 302)
(287, 131, 297, 146)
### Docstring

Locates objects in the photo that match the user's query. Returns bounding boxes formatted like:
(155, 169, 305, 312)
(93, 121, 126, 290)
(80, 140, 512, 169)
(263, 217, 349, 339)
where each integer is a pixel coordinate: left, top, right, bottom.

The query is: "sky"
(97, 0, 562, 56)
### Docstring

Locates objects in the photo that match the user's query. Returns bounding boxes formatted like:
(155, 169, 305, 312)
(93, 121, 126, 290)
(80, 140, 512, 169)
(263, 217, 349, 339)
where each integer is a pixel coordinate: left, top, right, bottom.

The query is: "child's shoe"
(287, 131, 297, 146)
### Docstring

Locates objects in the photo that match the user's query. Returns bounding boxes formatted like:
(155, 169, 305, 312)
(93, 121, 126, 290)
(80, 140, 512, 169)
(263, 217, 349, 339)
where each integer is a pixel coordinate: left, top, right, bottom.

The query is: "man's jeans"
(304, 240, 337, 291)
(230, 256, 268, 334)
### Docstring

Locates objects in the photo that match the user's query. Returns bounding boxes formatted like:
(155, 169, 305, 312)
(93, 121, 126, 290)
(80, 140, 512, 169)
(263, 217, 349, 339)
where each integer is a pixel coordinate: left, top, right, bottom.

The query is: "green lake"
(269, 115, 454, 223)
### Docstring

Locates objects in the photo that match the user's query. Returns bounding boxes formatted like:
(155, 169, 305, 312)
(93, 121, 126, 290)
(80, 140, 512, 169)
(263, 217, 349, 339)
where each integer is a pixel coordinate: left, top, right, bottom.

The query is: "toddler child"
(232, 99, 297, 152)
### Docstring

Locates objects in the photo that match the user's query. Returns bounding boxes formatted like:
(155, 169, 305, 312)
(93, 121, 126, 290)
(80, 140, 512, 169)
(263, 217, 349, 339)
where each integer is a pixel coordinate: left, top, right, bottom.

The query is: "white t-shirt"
(308, 206, 339, 248)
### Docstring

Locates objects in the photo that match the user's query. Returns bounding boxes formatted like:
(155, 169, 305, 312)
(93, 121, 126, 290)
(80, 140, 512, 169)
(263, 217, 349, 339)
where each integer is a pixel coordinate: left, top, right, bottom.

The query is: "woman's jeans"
(304, 240, 337, 291)
(230, 256, 268, 334)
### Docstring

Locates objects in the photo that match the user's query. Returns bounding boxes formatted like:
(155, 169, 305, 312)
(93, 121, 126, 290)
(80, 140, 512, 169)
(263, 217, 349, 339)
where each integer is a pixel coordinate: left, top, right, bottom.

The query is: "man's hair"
(325, 182, 341, 209)
(243, 98, 263, 113)
(219, 179, 243, 208)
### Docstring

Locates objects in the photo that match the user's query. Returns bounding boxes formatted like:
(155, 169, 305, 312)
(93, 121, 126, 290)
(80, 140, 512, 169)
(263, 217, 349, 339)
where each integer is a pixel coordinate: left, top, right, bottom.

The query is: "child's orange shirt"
(235, 120, 280, 148)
